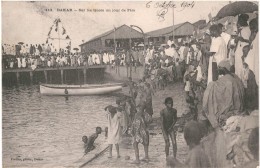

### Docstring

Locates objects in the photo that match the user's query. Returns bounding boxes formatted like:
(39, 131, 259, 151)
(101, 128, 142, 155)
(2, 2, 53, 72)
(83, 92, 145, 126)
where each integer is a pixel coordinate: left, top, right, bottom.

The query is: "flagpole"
(58, 22, 60, 55)
(113, 26, 118, 74)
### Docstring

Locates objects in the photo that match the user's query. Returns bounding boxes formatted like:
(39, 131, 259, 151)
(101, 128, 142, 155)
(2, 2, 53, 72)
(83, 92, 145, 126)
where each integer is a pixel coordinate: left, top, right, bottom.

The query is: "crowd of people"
(82, 13, 259, 168)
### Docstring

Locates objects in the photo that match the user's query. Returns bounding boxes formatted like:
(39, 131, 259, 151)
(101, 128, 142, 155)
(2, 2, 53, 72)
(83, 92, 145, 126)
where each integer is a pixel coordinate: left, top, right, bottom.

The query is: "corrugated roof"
(145, 22, 192, 37)
(80, 25, 143, 46)
(88, 29, 114, 42)
(79, 27, 116, 46)
(193, 20, 207, 29)
(104, 25, 143, 39)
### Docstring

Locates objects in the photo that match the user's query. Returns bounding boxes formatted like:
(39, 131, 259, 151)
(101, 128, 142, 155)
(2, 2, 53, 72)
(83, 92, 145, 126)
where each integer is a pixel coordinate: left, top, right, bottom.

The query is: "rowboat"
(40, 83, 123, 96)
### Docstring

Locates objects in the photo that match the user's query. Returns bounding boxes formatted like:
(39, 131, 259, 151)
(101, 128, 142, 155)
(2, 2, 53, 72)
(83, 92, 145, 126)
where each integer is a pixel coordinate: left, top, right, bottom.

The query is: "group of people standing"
(101, 13, 259, 167)
(3, 53, 88, 70)
(104, 78, 180, 164)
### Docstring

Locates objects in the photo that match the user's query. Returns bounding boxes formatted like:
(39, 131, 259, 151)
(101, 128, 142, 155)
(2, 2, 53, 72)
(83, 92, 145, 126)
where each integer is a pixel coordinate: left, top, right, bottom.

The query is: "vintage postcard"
(2, 1, 259, 168)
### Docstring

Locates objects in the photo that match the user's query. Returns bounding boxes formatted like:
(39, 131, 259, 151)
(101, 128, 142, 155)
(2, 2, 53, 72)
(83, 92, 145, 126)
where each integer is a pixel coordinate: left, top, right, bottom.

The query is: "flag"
(66, 45, 71, 50)
(62, 27, 66, 35)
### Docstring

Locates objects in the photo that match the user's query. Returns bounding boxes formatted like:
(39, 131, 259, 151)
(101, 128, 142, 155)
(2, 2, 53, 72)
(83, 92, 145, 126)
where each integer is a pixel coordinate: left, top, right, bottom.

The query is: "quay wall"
(2, 66, 105, 86)
(104, 65, 144, 81)
(2, 65, 144, 86)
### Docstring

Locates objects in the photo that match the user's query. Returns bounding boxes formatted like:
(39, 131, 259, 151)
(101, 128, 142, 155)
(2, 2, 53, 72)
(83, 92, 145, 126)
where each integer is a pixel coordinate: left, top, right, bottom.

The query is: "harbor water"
(2, 84, 120, 167)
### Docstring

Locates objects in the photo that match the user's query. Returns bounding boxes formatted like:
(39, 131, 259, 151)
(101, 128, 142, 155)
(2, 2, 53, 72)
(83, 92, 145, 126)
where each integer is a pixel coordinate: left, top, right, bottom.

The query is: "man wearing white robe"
(208, 25, 227, 84)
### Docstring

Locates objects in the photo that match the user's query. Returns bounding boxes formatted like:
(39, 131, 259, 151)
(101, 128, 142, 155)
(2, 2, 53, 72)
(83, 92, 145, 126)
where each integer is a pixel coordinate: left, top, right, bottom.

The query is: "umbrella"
(215, 1, 258, 20)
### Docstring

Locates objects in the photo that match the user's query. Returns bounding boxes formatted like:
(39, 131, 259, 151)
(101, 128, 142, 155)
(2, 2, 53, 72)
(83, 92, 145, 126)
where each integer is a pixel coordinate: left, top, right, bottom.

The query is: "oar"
(73, 153, 87, 164)
(79, 146, 109, 168)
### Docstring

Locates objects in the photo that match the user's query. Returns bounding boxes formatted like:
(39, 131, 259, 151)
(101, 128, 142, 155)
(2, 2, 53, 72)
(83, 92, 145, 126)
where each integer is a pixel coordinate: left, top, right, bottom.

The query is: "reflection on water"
(2, 84, 119, 167)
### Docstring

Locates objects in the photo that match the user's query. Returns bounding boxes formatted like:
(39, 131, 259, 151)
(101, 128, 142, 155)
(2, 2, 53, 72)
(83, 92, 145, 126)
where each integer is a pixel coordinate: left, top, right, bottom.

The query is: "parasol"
(215, 1, 258, 20)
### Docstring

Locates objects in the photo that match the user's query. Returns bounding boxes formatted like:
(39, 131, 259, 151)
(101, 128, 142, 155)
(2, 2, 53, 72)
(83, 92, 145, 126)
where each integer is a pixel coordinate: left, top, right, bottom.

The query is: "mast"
(58, 22, 60, 54)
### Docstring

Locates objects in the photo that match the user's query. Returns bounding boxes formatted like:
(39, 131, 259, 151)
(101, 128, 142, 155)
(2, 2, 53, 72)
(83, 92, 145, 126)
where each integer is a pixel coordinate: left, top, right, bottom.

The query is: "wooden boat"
(40, 83, 123, 96)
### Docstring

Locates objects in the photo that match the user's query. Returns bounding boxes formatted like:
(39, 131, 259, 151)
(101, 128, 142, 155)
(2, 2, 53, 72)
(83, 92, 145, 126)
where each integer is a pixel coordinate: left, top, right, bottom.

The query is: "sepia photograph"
(1, 1, 259, 167)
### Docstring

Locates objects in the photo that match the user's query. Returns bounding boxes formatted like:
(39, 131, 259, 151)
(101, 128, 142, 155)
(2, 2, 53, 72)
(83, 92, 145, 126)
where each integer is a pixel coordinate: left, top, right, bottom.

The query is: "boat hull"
(40, 83, 123, 96)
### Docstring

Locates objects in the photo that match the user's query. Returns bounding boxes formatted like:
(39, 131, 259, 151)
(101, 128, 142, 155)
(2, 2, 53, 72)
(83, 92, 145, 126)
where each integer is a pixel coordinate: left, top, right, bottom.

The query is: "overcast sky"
(2, 1, 230, 48)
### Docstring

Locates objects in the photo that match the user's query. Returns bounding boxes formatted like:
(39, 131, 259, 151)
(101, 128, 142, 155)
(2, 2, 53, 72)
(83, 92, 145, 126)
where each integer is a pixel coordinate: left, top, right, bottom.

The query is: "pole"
(172, 7, 175, 41)
(143, 33, 146, 78)
(114, 27, 116, 53)
(113, 26, 118, 74)
(129, 38, 132, 78)
(58, 21, 61, 55)
(130, 25, 146, 78)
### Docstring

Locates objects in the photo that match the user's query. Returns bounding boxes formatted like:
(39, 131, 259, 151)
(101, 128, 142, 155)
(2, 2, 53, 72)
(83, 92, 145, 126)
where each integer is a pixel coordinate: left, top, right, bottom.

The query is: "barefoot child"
(160, 97, 177, 158)
(131, 103, 152, 164)
(105, 105, 121, 158)
(82, 127, 102, 154)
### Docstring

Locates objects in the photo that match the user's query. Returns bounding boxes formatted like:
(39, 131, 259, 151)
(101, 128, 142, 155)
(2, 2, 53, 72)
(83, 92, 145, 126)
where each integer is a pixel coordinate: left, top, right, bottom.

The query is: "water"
(2, 84, 120, 167)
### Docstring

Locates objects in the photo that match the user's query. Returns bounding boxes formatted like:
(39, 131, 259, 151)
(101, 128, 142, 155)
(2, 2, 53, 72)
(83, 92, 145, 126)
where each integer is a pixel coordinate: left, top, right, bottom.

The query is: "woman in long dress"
(245, 18, 258, 85)
(234, 14, 251, 78)
(106, 105, 121, 158)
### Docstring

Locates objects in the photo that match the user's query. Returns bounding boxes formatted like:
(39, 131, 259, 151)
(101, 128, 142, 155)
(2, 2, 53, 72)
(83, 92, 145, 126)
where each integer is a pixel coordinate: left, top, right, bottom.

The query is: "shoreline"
(82, 82, 190, 167)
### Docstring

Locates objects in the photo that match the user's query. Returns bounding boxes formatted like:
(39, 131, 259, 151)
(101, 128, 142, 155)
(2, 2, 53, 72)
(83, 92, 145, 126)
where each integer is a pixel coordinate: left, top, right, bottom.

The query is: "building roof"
(193, 20, 207, 29)
(145, 22, 194, 37)
(80, 24, 143, 46)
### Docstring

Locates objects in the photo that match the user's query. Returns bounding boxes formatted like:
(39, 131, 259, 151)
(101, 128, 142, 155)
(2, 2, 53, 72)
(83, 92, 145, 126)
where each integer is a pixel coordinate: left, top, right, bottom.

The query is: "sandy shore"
(84, 82, 190, 168)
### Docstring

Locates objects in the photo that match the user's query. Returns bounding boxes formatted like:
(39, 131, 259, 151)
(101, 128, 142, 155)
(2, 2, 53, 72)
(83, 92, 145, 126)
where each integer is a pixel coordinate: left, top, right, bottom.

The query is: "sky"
(2, 1, 231, 49)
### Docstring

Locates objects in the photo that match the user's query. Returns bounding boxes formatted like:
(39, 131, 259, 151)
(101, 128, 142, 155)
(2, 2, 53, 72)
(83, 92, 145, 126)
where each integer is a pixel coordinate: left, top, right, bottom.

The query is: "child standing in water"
(160, 97, 178, 158)
(105, 105, 121, 158)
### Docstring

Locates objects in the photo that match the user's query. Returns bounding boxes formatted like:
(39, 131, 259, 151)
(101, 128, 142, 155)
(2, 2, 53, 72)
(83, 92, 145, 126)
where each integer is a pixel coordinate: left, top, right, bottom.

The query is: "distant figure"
(82, 127, 102, 154)
(241, 62, 258, 111)
(175, 58, 182, 82)
(105, 105, 121, 158)
(128, 77, 137, 101)
(104, 127, 108, 138)
(144, 83, 153, 117)
(160, 97, 177, 158)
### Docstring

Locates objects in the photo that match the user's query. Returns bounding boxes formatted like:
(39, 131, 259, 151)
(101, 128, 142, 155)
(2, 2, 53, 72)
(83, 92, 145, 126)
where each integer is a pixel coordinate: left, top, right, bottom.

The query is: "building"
(193, 20, 207, 29)
(145, 22, 195, 45)
(80, 24, 144, 53)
